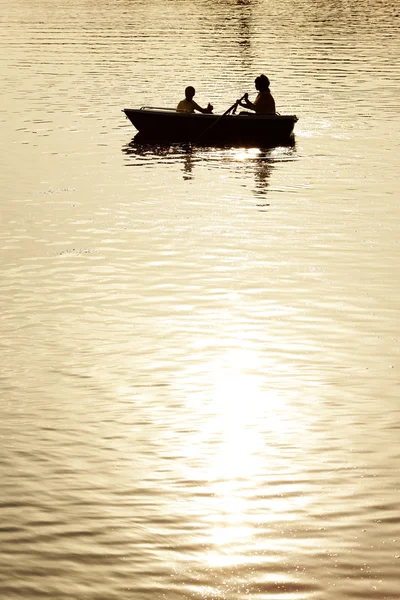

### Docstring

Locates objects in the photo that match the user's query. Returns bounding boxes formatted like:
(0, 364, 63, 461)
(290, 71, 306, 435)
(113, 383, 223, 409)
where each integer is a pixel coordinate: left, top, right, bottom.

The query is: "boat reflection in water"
(122, 138, 296, 199)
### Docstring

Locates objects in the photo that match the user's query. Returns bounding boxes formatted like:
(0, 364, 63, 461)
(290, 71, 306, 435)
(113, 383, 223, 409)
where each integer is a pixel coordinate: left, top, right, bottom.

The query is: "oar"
(195, 94, 247, 143)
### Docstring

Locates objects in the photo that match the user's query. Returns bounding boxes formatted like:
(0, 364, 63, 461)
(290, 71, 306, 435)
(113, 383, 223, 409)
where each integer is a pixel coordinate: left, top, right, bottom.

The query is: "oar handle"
(232, 93, 248, 114)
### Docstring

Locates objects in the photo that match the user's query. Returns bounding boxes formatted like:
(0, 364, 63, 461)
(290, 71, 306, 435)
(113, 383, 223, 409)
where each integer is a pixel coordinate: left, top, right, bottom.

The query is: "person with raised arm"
(177, 86, 213, 114)
(239, 75, 276, 114)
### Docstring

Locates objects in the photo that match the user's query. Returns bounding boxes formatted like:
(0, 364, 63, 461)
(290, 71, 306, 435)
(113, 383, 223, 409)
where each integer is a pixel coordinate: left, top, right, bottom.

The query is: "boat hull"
(123, 108, 298, 146)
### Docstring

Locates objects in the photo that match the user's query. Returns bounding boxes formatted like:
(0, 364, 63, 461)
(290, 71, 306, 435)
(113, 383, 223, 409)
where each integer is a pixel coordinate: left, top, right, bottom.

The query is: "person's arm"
(238, 93, 255, 111)
(192, 101, 213, 114)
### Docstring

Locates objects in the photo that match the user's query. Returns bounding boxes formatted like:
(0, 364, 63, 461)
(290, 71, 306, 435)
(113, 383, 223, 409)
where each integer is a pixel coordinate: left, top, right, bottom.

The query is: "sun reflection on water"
(194, 347, 297, 570)
(177, 340, 316, 596)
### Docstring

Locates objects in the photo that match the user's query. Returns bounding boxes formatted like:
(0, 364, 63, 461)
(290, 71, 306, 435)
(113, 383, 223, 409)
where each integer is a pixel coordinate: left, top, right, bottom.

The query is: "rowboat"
(123, 106, 298, 146)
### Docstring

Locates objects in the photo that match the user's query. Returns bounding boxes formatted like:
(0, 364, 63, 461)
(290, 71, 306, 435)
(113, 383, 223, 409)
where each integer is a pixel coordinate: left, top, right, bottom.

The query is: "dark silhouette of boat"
(123, 106, 298, 146)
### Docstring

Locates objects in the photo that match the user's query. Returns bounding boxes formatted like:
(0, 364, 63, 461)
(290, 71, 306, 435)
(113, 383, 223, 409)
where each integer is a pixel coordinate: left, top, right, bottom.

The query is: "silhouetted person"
(239, 75, 276, 114)
(177, 86, 213, 114)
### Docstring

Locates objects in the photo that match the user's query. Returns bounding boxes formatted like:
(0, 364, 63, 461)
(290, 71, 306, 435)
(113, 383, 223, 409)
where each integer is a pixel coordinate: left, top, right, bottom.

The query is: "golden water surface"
(1, 0, 399, 598)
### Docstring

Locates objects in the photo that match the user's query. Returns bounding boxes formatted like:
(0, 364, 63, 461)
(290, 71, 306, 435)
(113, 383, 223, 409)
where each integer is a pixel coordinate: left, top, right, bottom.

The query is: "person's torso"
(254, 91, 275, 114)
(176, 99, 196, 112)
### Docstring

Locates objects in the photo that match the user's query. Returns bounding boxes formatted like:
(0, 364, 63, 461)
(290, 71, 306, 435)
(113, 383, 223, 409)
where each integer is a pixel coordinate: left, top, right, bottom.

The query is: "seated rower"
(239, 74, 276, 114)
(177, 86, 213, 114)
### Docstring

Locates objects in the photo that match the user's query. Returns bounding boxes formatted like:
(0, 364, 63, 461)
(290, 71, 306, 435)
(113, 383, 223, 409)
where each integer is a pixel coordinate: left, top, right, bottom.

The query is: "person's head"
(185, 86, 195, 100)
(255, 74, 270, 92)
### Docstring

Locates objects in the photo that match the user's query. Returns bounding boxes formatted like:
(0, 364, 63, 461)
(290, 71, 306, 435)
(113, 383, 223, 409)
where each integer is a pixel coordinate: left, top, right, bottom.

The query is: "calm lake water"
(1, 0, 400, 598)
